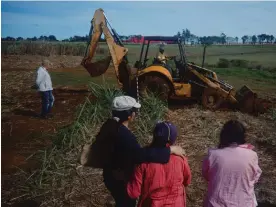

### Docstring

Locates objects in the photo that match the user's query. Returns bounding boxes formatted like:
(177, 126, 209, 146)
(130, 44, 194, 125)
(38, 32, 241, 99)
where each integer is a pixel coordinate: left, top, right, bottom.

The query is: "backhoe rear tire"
(202, 88, 223, 111)
(139, 75, 171, 101)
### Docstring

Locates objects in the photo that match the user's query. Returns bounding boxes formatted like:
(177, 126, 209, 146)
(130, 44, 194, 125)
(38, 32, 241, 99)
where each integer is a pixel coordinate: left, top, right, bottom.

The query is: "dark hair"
(218, 120, 246, 149)
(149, 122, 177, 148)
(112, 107, 137, 123)
(86, 118, 121, 168)
(150, 136, 169, 148)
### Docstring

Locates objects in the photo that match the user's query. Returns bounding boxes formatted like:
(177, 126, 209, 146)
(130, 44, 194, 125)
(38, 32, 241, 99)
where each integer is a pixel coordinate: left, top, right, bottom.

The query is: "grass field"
(1, 44, 276, 206)
(2, 41, 276, 69)
(125, 44, 276, 69)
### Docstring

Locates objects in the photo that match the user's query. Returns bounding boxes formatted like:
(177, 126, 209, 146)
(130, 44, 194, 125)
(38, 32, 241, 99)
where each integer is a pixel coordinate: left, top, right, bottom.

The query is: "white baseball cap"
(111, 96, 141, 111)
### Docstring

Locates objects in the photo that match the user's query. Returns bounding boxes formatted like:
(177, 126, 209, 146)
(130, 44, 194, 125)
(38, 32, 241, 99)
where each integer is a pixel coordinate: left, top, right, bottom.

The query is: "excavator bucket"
(81, 56, 112, 77)
(234, 85, 258, 114)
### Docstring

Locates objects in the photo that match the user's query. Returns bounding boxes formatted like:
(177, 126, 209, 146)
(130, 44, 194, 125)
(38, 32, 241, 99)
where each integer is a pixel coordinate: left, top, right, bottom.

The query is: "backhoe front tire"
(139, 75, 171, 101)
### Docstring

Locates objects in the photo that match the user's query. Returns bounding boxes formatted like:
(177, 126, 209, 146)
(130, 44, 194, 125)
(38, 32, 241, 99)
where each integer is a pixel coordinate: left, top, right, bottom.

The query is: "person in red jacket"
(127, 121, 192, 207)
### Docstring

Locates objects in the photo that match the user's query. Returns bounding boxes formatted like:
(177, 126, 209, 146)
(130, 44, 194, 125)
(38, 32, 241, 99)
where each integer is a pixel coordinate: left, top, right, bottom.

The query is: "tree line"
(175, 29, 275, 45)
(2, 30, 276, 45)
(2, 35, 58, 42)
(241, 34, 275, 44)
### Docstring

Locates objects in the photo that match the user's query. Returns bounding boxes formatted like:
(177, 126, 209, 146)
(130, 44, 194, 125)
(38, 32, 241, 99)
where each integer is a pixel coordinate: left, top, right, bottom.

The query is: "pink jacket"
(202, 144, 262, 207)
(127, 155, 192, 207)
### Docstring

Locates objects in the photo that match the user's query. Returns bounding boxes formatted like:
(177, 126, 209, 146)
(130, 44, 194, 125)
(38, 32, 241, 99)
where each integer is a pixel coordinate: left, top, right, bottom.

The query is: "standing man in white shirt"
(35, 59, 54, 119)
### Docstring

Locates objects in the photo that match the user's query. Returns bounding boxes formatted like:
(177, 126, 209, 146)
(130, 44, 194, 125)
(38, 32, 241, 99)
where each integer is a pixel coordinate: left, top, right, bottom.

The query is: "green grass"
(213, 68, 276, 82)
(49, 64, 276, 99)
(2, 41, 276, 69)
(211, 68, 276, 94)
(132, 93, 168, 146)
(124, 44, 276, 69)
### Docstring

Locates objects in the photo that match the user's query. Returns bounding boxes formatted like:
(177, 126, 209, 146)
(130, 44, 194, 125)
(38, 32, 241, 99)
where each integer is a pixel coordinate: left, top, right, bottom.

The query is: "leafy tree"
(38, 35, 49, 41)
(48, 35, 57, 41)
(16, 37, 24, 41)
(235, 37, 239, 43)
(257, 35, 262, 44)
(185, 29, 191, 43)
(265, 34, 270, 43)
(190, 34, 198, 44)
(257, 34, 266, 44)
(199, 36, 213, 45)
(3, 36, 16, 41)
(252, 35, 257, 44)
(270, 35, 275, 43)
(220, 33, 226, 44)
(182, 29, 186, 44)
(264, 34, 275, 43)
(241, 35, 248, 44)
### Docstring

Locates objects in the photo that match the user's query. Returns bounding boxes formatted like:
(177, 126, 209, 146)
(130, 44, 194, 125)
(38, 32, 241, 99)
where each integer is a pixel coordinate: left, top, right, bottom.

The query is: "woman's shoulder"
(238, 143, 255, 150)
(237, 144, 258, 157)
(207, 144, 258, 158)
(208, 143, 256, 151)
(170, 154, 188, 163)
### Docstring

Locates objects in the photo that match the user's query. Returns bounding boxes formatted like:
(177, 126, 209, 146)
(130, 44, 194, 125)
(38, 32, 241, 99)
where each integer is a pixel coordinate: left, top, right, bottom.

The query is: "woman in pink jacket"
(202, 120, 262, 207)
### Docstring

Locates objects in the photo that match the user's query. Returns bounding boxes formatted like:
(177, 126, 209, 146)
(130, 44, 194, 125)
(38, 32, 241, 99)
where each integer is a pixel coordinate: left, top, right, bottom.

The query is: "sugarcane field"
(1, 2, 276, 207)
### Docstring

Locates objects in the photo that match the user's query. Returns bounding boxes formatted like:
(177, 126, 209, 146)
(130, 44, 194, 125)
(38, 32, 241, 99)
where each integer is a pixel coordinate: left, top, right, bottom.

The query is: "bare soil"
(1, 55, 276, 207)
(1, 55, 94, 207)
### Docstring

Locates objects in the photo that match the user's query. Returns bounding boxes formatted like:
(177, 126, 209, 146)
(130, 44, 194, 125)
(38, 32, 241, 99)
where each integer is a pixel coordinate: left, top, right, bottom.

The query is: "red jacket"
(127, 154, 192, 207)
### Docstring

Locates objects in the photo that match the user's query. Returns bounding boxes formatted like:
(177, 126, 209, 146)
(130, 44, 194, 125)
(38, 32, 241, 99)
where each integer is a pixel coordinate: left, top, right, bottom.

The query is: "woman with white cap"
(98, 95, 185, 207)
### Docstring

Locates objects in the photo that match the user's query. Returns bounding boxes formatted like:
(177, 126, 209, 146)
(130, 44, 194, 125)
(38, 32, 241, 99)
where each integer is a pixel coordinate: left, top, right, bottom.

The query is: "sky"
(1, 1, 276, 40)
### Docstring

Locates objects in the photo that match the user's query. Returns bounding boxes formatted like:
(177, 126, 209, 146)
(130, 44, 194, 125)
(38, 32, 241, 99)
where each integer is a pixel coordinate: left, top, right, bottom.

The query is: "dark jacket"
(103, 124, 171, 181)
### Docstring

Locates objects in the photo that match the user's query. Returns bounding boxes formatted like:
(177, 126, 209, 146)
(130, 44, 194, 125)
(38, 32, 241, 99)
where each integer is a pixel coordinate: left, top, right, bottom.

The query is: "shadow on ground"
(13, 109, 39, 117)
(258, 202, 276, 207)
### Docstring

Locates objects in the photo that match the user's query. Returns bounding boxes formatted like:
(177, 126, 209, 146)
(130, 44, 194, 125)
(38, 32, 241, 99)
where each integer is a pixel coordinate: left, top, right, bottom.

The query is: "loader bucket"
(81, 56, 112, 77)
(235, 85, 257, 114)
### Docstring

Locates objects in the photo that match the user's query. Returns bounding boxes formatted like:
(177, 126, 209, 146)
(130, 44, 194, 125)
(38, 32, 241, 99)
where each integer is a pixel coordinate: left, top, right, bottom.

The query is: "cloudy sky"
(1, 1, 276, 40)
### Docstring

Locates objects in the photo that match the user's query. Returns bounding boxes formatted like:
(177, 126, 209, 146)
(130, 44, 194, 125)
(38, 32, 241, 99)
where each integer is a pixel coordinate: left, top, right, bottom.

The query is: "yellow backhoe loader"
(81, 8, 262, 114)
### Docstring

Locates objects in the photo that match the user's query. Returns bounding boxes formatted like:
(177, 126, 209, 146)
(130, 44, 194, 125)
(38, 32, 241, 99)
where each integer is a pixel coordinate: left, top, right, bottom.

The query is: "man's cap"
(153, 121, 178, 145)
(111, 96, 141, 111)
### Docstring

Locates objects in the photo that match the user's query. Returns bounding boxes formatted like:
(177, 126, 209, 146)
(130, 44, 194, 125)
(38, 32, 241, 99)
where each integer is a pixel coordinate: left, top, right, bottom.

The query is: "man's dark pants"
(40, 90, 54, 117)
(103, 169, 136, 207)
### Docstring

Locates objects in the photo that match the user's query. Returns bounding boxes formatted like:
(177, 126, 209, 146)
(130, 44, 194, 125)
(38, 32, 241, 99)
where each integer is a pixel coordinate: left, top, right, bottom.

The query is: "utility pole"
(202, 44, 207, 68)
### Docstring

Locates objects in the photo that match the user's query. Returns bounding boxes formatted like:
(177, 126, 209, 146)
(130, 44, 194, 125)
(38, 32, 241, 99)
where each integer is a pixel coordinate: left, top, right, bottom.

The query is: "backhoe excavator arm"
(81, 8, 130, 87)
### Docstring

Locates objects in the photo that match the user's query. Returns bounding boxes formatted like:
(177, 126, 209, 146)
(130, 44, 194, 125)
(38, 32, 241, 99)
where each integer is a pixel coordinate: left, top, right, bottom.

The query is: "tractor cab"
(134, 36, 188, 82)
